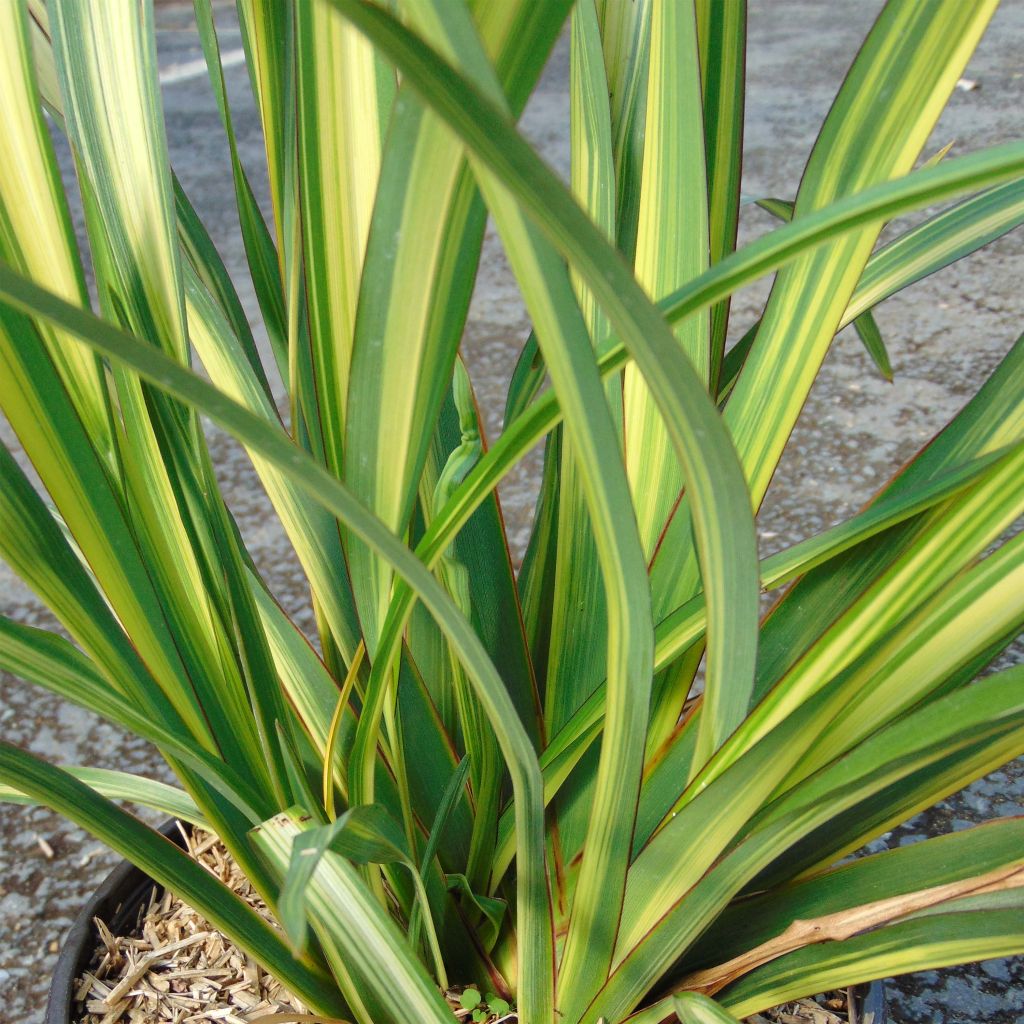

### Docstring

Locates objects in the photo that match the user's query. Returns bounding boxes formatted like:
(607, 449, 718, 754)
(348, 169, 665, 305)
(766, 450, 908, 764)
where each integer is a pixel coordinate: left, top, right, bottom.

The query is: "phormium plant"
(1, 0, 1023, 1022)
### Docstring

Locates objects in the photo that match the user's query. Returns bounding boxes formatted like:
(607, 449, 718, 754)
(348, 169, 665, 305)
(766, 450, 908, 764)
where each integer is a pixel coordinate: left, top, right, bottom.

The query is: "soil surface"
(2, 1, 1023, 1021)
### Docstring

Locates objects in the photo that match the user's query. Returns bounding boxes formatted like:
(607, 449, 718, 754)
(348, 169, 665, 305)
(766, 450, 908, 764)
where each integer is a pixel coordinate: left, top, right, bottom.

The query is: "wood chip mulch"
(74, 827, 308, 1024)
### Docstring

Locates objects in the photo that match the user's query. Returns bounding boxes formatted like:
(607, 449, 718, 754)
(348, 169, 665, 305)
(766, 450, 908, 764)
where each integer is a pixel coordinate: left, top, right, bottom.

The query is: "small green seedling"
(460, 989, 482, 1012)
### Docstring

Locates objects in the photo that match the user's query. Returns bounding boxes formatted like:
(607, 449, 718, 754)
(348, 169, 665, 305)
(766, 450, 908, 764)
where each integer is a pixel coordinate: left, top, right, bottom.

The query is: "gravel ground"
(2, 2, 1023, 1021)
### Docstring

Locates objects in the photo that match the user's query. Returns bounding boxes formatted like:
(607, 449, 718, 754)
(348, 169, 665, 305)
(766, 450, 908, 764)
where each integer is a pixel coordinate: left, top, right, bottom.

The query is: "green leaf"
(704, 441, 1024, 789)
(191, 0, 287, 382)
(0, 0, 113, 463)
(233, 0, 292, 255)
(750, 328, 1024, 724)
(696, 0, 746, 388)
(673, 993, 741, 1024)
(625, 0, 710, 556)
(752, 196, 794, 220)
(344, 0, 567, 879)
(341, 0, 567, 658)
(722, 177, 1024, 399)
(847, 177, 1024, 322)
(249, 580, 357, 793)
(394, 651, 475, 871)
(41, 0, 286, 802)
(852, 307, 893, 380)
(746, 668, 1024, 887)
(342, 99, 480, 649)
(344, 8, 570, 917)
(538, 0, 620, 879)
(490, 439, 1018, 885)
(0, 767, 204, 827)
(757, 445, 1018, 588)
(598, 0, 652, 261)
(0, 353, 235, 765)
(540, 5, 625, 848)
(787, 528, 1024, 788)
(187, 272, 363, 669)
(676, 861, 1024, 1000)
(614, 684, 846, 966)
(174, 181, 274, 402)
(50, 0, 186, 358)
(415, 365, 513, 892)
(719, 905, 1024, 1019)
(409, 756, 470, 948)
(504, 332, 545, 426)
(446, 873, 507, 953)
(644, 507, 1024, 871)
(331, 18, 1024, 856)
(0, 443, 154, 706)
(392, 151, 1024, 899)
(293, 0, 393, 516)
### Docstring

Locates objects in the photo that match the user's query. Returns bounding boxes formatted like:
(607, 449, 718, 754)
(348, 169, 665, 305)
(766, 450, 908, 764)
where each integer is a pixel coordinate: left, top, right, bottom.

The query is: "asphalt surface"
(1, 2, 1023, 1021)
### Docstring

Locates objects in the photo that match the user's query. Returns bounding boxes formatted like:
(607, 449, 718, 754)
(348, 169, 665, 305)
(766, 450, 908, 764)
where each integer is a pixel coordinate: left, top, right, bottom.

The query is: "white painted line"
(158, 46, 246, 85)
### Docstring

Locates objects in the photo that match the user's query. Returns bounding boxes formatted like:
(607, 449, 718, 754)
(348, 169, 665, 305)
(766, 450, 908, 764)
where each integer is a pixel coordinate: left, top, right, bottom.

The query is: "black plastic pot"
(47, 829, 887, 1023)
(46, 820, 187, 1024)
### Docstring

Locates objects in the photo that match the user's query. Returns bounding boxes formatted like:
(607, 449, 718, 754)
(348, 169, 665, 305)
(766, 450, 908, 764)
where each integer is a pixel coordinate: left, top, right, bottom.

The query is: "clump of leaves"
(1, 2, 1024, 1024)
